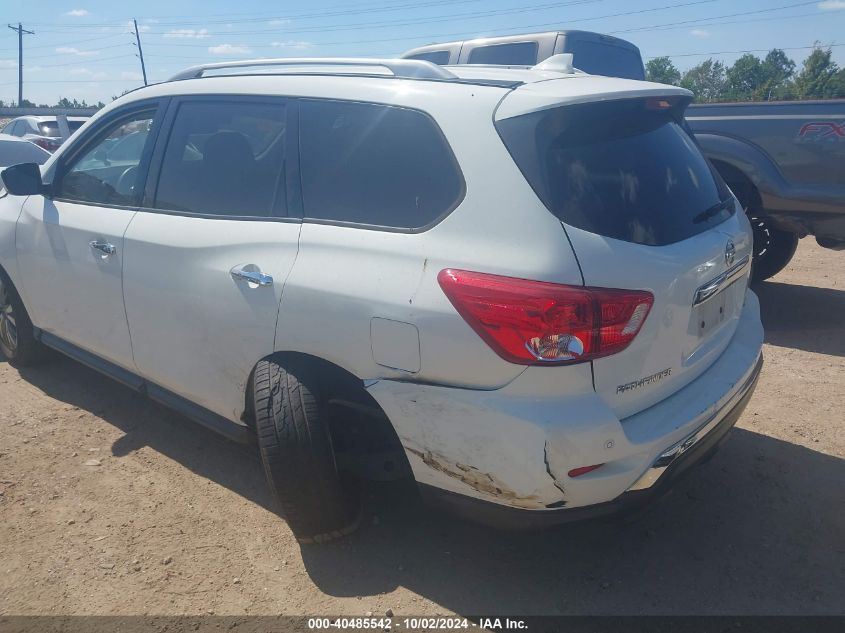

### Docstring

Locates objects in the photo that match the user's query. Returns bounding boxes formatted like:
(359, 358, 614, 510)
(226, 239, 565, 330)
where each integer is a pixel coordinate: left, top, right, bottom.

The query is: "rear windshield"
(566, 40, 644, 80)
(496, 99, 734, 246)
(38, 120, 85, 137)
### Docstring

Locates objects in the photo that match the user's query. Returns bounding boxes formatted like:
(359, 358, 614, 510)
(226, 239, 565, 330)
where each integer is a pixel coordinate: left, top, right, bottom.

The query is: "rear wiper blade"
(693, 198, 733, 224)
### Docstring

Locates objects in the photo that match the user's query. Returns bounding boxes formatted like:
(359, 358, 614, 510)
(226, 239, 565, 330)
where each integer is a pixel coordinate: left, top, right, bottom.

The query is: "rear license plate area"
(695, 282, 736, 338)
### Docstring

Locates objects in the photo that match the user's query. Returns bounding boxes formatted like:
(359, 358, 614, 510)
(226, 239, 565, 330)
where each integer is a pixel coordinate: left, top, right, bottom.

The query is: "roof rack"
(168, 57, 459, 82)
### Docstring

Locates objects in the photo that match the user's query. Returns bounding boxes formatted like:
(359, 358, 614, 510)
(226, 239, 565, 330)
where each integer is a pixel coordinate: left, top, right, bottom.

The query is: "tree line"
(646, 45, 845, 102)
(0, 97, 106, 109)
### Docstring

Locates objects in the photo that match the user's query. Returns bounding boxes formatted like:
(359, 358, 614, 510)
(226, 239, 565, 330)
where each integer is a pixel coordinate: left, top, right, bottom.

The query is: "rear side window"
(566, 40, 645, 80)
(496, 99, 734, 246)
(407, 50, 450, 65)
(154, 101, 287, 218)
(299, 100, 464, 230)
(467, 42, 538, 65)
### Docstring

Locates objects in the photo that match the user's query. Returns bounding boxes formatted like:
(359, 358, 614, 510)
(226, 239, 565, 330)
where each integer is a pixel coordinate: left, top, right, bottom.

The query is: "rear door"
(497, 95, 752, 418)
(122, 96, 300, 423)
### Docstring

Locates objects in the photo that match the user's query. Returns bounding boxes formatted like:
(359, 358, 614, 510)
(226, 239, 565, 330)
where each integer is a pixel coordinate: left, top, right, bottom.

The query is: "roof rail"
(168, 57, 459, 82)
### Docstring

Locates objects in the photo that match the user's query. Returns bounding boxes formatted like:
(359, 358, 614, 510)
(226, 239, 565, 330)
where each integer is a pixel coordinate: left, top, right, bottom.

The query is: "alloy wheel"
(0, 280, 18, 354)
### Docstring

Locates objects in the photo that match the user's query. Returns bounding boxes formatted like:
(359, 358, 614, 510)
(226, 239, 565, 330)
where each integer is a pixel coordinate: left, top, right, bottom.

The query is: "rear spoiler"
(495, 78, 692, 121)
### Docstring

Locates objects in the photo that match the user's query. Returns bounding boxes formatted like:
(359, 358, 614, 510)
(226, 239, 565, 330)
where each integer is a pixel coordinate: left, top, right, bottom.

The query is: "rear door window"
(496, 98, 734, 246)
(153, 100, 288, 218)
(467, 42, 538, 65)
(299, 99, 464, 230)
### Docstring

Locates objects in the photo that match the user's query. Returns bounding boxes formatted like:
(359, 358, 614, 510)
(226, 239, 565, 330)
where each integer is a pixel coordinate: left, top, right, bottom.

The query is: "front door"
(122, 97, 300, 423)
(16, 105, 161, 370)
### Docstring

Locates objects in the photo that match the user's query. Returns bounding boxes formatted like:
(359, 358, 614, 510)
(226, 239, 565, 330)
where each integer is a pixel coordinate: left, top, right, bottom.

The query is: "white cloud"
(69, 68, 108, 80)
(66, 9, 89, 17)
(121, 71, 144, 80)
(56, 46, 99, 57)
(0, 59, 16, 69)
(690, 29, 710, 38)
(818, 1, 845, 9)
(270, 40, 313, 50)
(208, 44, 252, 55)
(268, 19, 291, 26)
(164, 28, 210, 39)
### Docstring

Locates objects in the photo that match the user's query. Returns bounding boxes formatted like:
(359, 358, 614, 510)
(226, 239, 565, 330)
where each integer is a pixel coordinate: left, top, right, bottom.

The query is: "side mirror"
(1, 163, 46, 196)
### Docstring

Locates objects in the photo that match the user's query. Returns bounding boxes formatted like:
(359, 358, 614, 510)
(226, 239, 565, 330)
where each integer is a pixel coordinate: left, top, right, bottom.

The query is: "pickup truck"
(403, 32, 845, 280)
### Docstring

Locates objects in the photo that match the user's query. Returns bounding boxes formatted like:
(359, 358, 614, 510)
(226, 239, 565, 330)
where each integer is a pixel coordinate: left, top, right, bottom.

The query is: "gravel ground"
(0, 238, 842, 616)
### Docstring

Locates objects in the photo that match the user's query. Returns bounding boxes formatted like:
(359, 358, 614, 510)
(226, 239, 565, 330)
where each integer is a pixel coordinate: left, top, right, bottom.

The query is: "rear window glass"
(467, 42, 538, 65)
(496, 99, 734, 246)
(38, 120, 86, 137)
(299, 99, 464, 230)
(566, 40, 644, 80)
(407, 50, 450, 65)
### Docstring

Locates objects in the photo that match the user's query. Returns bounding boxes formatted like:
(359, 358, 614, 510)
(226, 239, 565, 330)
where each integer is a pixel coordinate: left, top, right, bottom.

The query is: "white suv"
(0, 57, 763, 542)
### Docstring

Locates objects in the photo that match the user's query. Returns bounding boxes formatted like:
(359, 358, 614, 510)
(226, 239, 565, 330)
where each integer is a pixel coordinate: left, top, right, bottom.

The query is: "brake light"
(437, 269, 653, 365)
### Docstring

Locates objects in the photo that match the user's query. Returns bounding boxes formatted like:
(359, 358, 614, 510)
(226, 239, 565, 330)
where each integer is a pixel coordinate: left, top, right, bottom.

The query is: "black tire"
(0, 271, 47, 366)
(747, 213, 799, 282)
(253, 358, 361, 543)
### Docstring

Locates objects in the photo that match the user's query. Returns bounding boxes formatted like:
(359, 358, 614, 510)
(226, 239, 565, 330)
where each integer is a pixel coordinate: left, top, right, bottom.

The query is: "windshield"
(496, 98, 734, 246)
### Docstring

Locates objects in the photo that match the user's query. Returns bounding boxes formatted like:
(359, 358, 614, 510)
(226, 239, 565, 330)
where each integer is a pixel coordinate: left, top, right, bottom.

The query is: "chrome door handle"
(230, 266, 274, 287)
(90, 240, 116, 257)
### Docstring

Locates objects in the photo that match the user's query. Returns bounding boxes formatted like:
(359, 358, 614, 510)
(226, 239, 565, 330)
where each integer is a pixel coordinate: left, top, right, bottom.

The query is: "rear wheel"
(747, 213, 799, 282)
(252, 357, 361, 543)
(0, 272, 47, 366)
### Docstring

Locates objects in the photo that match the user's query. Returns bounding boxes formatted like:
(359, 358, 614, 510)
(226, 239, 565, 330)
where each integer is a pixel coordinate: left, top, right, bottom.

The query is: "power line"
(135, 0, 716, 46)
(610, 0, 819, 34)
(645, 43, 845, 60)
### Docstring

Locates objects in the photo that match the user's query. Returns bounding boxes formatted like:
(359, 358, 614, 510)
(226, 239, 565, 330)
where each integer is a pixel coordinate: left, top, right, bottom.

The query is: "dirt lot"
(0, 239, 842, 616)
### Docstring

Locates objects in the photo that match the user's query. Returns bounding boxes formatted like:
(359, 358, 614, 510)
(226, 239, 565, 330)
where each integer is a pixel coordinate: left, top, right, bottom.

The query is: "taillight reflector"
(567, 464, 604, 478)
(437, 269, 653, 365)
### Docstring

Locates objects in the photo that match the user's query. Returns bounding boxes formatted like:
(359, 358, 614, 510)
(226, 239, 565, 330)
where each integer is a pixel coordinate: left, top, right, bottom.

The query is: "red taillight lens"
(32, 138, 59, 153)
(567, 464, 604, 478)
(437, 269, 653, 365)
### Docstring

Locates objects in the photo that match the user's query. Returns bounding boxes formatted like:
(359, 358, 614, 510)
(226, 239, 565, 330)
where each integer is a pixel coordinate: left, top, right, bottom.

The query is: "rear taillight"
(31, 137, 60, 153)
(437, 269, 653, 365)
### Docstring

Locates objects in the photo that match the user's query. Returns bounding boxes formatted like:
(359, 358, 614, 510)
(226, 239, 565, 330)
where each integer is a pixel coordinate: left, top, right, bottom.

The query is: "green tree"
(759, 49, 796, 99)
(794, 46, 840, 99)
(726, 54, 765, 100)
(645, 56, 681, 85)
(680, 58, 727, 102)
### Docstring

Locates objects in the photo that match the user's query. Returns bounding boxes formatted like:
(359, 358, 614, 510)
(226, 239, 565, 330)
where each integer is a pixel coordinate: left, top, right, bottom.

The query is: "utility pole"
(7, 23, 34, 107)
(132, 18, 148, 86)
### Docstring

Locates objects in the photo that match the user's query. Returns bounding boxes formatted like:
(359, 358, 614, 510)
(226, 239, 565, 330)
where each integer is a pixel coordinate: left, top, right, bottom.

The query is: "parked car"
(0, 57, 763, 542)
(402, 30, 645, 80)
(404, 32, 845, 281)
(0, 133, 51, 168)
(1, 115, 88, 153)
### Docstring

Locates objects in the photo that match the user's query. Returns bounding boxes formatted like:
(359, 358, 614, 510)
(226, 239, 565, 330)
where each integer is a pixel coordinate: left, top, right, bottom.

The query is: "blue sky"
(1, 0, 844, 105)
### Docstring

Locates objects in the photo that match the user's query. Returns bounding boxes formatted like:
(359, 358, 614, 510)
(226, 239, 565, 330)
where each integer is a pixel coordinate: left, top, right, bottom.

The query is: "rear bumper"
(418, 353, 762, 529)
(368, 289, 764, 519)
